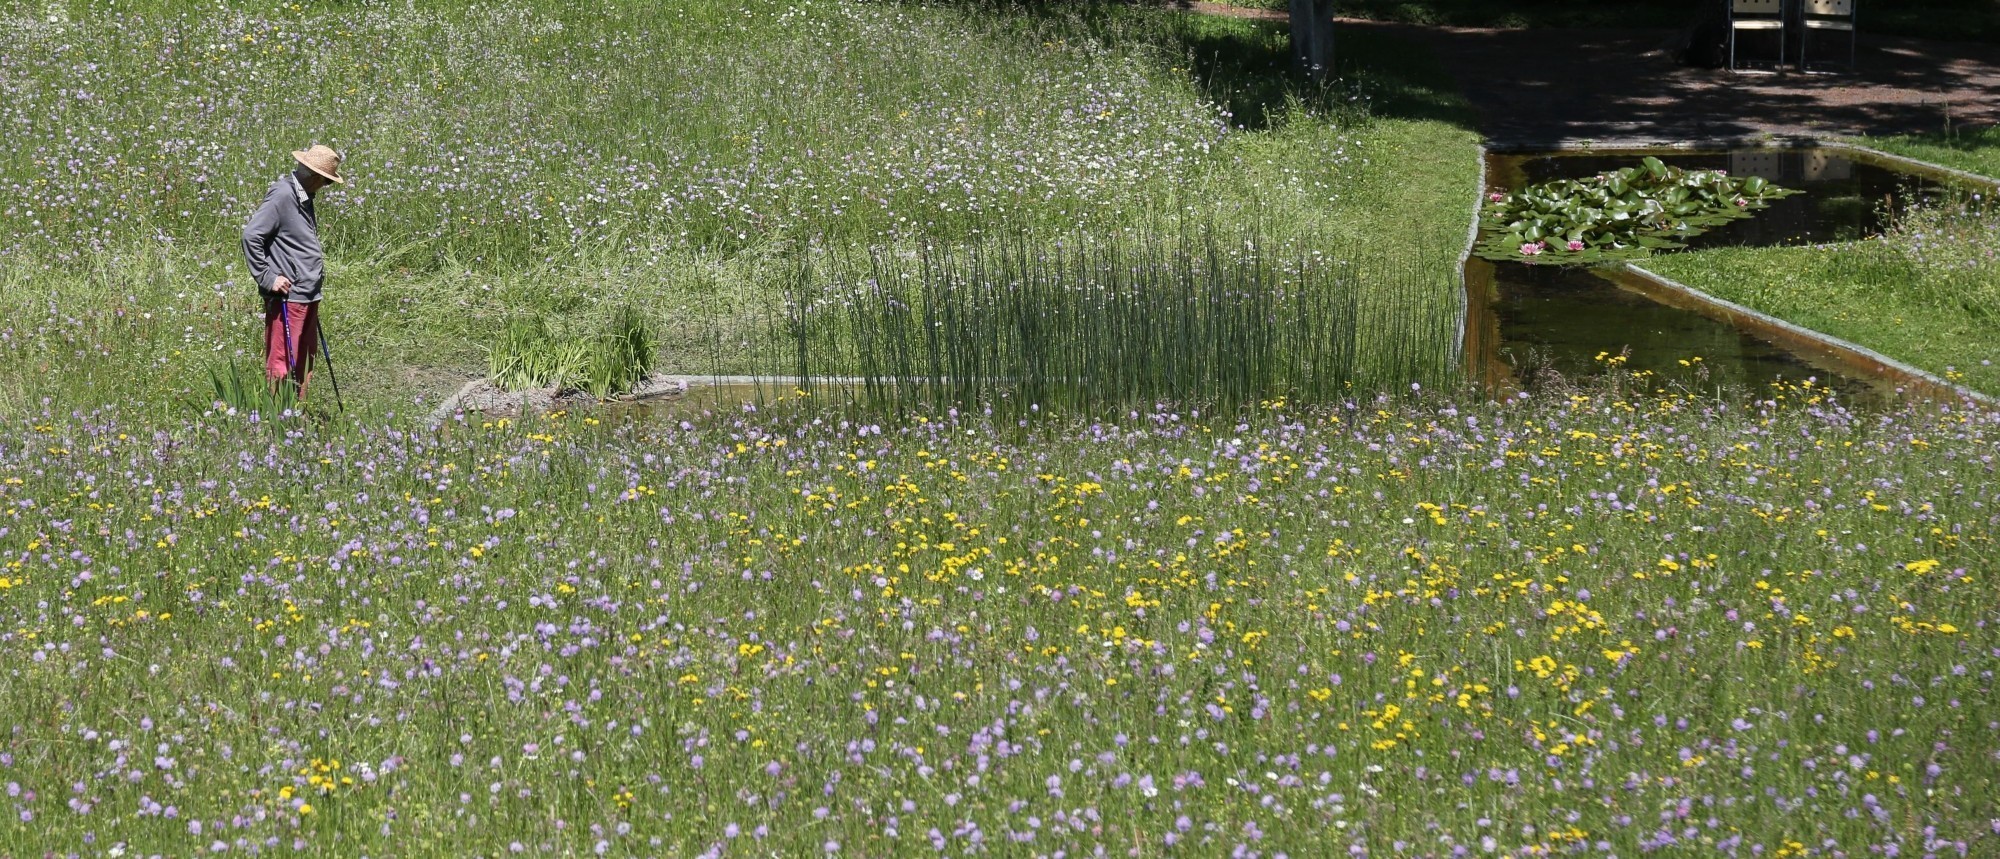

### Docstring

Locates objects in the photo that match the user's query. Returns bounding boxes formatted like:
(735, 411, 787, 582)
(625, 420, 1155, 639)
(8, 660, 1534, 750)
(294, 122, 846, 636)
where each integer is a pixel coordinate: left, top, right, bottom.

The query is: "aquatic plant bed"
(3, 392, 1997, 855)
(780, 230, 1459, 418)
(1475, 157, 1800, 264)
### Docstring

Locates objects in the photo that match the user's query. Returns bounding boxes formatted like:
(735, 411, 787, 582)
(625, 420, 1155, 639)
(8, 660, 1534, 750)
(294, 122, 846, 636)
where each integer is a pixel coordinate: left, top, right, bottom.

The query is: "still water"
(1467, 147, 1964, 404)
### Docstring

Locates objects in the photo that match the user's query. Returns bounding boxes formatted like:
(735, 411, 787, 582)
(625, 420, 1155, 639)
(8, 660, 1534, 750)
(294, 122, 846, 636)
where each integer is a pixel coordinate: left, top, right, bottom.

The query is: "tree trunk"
(1289, 0, 1336, 81)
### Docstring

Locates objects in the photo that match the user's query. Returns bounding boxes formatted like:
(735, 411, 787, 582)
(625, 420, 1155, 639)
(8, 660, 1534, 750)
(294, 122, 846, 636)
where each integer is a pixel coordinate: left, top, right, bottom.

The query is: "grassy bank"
(1641, 190, 2000, 397)
(3, 386, 1997, 855)
(1861, 128, 2000, 182)
(0, 1, 1479, 418)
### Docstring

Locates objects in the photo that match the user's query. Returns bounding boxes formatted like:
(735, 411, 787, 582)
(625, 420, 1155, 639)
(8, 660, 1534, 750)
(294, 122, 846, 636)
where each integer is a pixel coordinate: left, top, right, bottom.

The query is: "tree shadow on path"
(1151, 3, 1483, 131)
(1380, 21, 2000, 148)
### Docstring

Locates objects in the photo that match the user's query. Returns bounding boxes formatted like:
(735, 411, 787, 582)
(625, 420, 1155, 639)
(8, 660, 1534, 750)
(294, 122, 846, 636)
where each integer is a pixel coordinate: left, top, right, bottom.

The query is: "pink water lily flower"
(1520, 242, 1544, 256)
(1566, 240, 1585, 251)
(1489, 193, 1504, 202)
(1734, 198, 1749, 207)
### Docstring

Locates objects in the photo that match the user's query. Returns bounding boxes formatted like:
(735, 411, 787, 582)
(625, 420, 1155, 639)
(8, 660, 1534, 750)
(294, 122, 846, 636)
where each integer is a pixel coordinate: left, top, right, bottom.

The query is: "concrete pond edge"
(1452, 144, 1490, 371)
(427, 375, 874, 426)
(1469, 137, 1998, 409)
(1480, 136, 2000, 189)
(1621, 264, 1998, 408)
(1819, 141, 2000, 191)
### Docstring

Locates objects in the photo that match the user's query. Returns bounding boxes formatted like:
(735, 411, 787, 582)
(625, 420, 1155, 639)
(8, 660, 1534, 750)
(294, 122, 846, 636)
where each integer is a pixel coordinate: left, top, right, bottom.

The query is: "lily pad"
(1475, 160, 1803, 264)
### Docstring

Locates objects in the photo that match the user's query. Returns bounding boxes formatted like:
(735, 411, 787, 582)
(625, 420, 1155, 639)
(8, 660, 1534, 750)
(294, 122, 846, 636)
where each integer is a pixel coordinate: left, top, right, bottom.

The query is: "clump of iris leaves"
(485, 306, 657, 398)
(1476, 156, 1802, 264)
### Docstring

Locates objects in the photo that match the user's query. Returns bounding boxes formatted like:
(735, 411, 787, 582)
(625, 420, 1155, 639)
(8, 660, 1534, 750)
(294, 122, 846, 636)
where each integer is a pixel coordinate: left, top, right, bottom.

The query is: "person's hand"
(269, 275, 293, 295)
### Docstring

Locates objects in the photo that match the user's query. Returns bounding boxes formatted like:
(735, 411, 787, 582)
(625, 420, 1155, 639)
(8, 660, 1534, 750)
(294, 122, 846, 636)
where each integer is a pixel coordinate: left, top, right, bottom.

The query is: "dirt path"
(1181, 4, 2000, 147)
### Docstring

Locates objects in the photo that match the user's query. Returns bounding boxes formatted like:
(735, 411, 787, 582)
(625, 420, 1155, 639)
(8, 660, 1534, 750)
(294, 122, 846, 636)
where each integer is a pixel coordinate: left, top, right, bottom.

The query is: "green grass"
(1861, 127, 2000, 182)
(3, 385, 1996, 854)
(486, 307, 656, 398)
(4, 5, 2000, 855)
(0, 1, 1479, 418)
(1639, 192, 2000, 396)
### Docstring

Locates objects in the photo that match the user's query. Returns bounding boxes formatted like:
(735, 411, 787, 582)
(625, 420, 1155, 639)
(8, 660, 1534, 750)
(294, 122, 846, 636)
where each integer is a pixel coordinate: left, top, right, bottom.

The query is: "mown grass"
(3, 384, 1997, 855)
(1861, 127, 2000, 183)
(0, 1, 1479, 419)
(1640, 190, 2000, 396)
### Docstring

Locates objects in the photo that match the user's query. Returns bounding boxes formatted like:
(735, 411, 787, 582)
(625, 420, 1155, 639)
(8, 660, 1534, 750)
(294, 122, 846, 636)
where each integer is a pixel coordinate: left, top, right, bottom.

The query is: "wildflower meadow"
(0, 0, 1476, 414)
(3, 0, 1999, 857)
(3, 386, 1998, 856)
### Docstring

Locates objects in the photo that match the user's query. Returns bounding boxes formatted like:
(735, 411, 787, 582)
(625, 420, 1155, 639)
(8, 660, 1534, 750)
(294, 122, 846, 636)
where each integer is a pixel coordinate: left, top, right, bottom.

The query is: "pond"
(601, 378, 881, 422)
(1466, 146, 1967, 404)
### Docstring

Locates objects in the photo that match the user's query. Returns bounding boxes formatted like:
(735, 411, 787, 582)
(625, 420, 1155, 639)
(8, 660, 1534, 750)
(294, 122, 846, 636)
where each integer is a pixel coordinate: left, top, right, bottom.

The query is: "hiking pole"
(317, 312, 346, 414)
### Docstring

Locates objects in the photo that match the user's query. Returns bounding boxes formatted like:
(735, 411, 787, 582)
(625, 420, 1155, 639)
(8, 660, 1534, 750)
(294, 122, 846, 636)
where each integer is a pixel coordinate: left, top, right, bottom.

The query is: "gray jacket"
(241, 173, 324, 303)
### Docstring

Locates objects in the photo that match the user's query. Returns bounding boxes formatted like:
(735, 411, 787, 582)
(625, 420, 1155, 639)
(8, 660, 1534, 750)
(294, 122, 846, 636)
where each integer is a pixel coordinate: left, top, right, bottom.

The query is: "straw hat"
(291, 145, 345, 184)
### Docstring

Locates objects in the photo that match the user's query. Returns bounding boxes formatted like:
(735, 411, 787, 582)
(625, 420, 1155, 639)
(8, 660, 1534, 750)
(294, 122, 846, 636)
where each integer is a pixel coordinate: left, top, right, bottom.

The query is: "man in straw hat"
(242, 144, 343, 397)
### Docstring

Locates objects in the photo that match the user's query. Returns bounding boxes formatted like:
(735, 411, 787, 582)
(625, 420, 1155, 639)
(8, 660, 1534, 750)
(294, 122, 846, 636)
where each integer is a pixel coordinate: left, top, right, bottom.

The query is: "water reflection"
(1468, 147, 1965, 404)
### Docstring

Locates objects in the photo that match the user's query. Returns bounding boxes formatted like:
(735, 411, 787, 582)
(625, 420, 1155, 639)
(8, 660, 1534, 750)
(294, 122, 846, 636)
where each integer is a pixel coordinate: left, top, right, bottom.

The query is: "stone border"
(427, 374, 875, 425)
(1481, 136, 2000, 189)
(1452, 144, 1489, 369)
(1818, 141, 2000, 189)
(1482, 135, 1830, 155)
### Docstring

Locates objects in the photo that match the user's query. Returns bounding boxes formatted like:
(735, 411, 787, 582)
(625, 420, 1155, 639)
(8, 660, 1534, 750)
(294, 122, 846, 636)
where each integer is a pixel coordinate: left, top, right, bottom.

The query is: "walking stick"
(317, 312, 346, 414)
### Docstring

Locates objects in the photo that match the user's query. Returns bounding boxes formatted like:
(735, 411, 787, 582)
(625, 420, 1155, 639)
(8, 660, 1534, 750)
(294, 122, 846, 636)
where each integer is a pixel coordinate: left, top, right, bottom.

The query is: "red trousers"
(264, 299, 320, 397)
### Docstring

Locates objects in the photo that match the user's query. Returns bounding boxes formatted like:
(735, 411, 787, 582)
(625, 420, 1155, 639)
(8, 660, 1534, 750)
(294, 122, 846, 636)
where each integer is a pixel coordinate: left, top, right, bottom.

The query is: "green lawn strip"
(1858, 128, 2000, 183)
(1640, 243, 2000, 396)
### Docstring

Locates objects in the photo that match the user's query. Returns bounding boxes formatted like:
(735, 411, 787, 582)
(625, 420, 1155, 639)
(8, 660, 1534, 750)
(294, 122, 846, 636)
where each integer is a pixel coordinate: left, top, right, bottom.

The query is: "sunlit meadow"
(3, 385, 1998, 855)
(5, 1, 1999, 857)
(0, 0, 1477, 415)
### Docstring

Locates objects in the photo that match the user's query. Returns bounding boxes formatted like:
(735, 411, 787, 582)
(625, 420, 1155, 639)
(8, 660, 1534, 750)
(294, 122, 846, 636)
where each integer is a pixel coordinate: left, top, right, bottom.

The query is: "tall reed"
(778, 227, 1457, 417)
